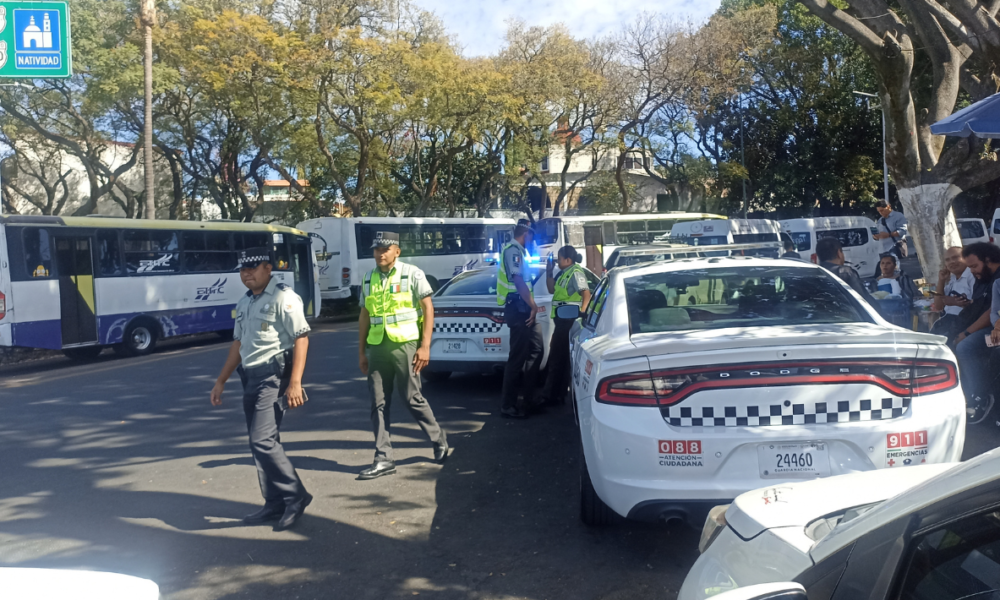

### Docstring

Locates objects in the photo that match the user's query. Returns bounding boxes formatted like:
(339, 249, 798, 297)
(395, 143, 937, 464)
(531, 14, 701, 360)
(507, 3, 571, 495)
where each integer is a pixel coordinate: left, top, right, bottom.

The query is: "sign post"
(0, 1, 71, 79)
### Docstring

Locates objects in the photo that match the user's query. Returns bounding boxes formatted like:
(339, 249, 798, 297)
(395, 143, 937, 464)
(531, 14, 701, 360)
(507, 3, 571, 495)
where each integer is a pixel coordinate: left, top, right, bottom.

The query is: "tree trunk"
(896, 183, 963, 278)
(141, 0, 156, 220)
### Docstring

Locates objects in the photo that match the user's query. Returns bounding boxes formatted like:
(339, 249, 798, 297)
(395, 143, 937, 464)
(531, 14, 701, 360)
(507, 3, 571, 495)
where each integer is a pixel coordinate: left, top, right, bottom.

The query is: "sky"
(410, 0, 722, 57)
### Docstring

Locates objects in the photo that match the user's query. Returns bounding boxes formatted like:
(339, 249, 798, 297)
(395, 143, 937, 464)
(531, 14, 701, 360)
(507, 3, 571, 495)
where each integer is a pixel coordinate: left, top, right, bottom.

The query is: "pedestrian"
(542, 245, 592, 406)
(817, 236, 882, 310)
(210, 247, 312, 530)
(872, 200, 908, 277)
(781, 239, 801, 259)
(498, 219, 544, 419)
(952, 242, 1000, 422)
(931, 246, 975, 341)
(357, 231, 448, 480)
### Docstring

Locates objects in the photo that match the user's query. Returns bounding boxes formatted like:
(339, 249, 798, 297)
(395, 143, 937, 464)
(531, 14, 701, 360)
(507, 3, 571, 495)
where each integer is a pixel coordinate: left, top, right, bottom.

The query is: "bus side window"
(184, 231, 236, 273)
(234, 232, 271, 252)
(22, 228, 54, 278)
(272, 234, 292, 271)
(123, 230, 180, 274)
(97, 230, 124, 276)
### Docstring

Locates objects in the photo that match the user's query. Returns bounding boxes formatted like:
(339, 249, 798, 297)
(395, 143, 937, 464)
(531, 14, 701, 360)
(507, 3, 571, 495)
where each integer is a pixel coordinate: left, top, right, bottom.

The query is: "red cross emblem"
(888, 459, 896, 467)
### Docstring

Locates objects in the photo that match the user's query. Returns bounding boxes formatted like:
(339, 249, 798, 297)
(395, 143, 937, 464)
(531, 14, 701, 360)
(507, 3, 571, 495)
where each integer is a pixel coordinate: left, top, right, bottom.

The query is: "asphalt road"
(0, 321, 996, 600)
(0, 324, 702, 600)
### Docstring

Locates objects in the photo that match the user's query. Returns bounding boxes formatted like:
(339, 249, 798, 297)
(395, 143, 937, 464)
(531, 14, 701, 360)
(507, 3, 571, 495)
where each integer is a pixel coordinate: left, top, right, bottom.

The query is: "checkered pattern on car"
(663, 397, 910, 427)
(434, 321, 503, 334)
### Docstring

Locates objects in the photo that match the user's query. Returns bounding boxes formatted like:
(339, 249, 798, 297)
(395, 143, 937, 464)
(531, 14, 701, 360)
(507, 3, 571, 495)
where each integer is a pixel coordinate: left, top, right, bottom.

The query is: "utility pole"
(140, 0, 156, 219)
(853, 91, 890, 203)
(739, 94, 747, 219)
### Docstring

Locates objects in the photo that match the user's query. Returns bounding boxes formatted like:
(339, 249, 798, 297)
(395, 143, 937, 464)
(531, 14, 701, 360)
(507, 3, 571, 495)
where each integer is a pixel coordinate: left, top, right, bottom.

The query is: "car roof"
(610, 255, 822, 278)
(780, 216, 876, 228)
(810, 448, 1000, 563)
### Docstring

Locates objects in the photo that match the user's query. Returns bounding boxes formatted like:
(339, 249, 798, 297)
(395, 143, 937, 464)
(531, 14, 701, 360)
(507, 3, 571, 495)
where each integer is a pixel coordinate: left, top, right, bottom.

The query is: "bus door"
(310, 232, 340, 295)
(583, 225, 604, 273)
(289, 237, 317, 317)
(54, 235, 98, 346)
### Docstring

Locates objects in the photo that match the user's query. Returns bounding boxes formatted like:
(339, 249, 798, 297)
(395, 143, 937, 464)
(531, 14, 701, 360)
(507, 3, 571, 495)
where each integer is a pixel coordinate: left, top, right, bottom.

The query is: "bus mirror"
(316, 252, 333, 262)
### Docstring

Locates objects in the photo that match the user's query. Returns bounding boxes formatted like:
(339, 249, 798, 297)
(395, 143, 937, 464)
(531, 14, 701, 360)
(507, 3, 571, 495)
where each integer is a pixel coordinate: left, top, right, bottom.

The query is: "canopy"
(930, 92, 1000, 138)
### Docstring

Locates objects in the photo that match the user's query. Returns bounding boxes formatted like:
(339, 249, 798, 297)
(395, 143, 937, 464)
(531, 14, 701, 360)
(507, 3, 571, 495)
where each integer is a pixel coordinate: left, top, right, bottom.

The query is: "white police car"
(561, 256, 965, 526)
(423, 265, 600, 381)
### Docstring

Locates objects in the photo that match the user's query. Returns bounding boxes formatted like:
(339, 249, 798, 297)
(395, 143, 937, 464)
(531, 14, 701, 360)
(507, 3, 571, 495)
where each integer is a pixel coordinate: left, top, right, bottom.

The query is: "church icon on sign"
(21, 14, 53, 49)
(13, 9, 62, 70)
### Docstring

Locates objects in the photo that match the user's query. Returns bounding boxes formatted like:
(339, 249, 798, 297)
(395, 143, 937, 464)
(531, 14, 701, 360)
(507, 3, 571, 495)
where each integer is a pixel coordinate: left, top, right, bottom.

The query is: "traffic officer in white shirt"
(210, 247, 312, 530)
(497, 219, 544, 419)
(358, 231, 448, 480)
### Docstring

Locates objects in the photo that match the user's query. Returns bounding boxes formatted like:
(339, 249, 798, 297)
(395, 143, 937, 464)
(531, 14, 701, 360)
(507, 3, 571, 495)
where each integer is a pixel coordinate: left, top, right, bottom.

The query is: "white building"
(22, 14, 53, 49)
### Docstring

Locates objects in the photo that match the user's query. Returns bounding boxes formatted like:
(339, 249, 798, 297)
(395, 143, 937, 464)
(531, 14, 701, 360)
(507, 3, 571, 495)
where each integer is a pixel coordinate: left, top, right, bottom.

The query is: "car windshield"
(624, 265, 870, 334)
(959, 220, 985, 239)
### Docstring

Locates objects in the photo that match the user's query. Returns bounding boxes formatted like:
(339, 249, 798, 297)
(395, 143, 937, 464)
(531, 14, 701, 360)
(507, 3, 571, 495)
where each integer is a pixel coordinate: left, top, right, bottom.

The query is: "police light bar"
(618, 241, 782, 258)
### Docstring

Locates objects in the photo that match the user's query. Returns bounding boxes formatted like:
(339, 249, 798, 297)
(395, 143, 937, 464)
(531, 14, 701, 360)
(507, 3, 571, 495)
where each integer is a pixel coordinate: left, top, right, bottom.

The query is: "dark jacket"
(781, 251, 802, 259)
(820, 260, 883, 314)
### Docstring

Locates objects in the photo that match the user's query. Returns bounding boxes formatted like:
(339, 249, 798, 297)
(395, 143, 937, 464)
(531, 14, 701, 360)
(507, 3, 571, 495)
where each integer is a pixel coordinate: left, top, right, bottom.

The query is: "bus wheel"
(63, 346, 103, 361)
(117, 320, 158, 357)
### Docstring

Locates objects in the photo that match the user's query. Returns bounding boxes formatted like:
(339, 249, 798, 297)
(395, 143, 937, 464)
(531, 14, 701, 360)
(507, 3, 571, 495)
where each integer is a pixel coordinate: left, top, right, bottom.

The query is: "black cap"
(515, 218, 535, 234)
(239, 247, 272, 269)
(371, 231, 400, 248)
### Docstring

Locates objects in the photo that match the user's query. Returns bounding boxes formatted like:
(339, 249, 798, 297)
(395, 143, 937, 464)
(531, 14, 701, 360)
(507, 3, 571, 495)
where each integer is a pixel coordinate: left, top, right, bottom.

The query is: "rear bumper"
(427, 360, 506, 374)
(320, 287, 353, 301)
(580, 386, 966, 519)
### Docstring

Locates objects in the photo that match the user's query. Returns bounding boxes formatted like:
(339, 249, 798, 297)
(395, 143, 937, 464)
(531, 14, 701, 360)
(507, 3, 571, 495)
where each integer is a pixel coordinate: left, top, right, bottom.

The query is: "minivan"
(780, 216, 881, 271)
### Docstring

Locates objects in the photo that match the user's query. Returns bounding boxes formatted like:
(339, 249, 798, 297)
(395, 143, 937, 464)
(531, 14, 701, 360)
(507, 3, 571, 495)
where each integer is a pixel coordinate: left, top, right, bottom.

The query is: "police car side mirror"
(555, 304, 581, 320)
(705, 583, 807, 600)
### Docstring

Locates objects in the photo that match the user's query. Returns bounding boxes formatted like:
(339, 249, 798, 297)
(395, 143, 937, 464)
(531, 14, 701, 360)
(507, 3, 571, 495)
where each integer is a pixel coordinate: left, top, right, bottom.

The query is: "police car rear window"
(624, 266, 869, 334)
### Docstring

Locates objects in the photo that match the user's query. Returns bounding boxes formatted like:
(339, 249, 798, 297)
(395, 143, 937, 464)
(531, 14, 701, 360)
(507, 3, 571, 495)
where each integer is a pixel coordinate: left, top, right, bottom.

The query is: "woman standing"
(543, 246, 592, 405)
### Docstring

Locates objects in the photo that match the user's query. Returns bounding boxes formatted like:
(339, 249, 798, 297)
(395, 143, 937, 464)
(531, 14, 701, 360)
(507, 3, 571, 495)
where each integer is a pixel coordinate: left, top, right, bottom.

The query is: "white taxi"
(423, 265, 600, 381)
(563, 256, 966, 526)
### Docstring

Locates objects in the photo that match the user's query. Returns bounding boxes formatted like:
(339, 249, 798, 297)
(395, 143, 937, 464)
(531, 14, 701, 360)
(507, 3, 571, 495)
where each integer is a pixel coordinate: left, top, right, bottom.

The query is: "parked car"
(679, 448, 1000, 600)
(780, 216, 881, 272)
(603, 242, 784, 272)
(424, 264, 600, 381)
(563, 255, 965, 527)
(957, 217, 991, 245)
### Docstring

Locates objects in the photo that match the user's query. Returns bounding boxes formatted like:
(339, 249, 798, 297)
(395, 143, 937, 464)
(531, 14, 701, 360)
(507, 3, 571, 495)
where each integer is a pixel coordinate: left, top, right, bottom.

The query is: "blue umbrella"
(930, 92, 1000, 138)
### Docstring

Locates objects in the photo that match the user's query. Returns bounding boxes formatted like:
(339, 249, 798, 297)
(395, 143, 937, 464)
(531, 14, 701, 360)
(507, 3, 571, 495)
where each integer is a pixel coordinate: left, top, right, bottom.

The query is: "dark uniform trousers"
(501, 296, 544, 411)
(367, 339, 445, 461)
(239, 360, 307, 507)
(543, 317, 575, 404)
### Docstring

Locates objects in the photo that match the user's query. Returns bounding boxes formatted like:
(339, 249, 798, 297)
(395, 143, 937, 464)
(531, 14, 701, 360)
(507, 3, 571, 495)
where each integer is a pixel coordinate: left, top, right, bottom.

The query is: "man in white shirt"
(931, 246, 975, 341)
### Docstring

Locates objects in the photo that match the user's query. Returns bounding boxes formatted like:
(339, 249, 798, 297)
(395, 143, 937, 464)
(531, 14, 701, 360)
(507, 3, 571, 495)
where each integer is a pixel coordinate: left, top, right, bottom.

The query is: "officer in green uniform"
(358, 231, 448, 480)
(543, 245, 592, 405)
(498, 219, 544, 419)
(210, 247, 312, 530)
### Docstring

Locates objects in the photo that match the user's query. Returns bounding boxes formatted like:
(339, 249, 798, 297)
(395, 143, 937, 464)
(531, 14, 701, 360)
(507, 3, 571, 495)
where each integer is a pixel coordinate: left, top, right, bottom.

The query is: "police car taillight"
(596, 373, 658, 406)
(0, 290, 5, 319)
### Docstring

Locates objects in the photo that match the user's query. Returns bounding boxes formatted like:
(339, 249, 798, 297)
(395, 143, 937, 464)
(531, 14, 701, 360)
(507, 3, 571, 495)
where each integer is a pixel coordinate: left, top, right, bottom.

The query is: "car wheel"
(63, 346, 103, 361)
(422, 370, 451, 383)
(119, 320, 158, 357)
(580, 454, 617, 526)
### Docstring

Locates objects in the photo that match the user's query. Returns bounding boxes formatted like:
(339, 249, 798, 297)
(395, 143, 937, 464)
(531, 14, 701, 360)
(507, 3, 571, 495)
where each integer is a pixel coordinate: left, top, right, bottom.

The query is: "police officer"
(498, 219, 544, 419)
(210, 247, 312, 530)
(358, 231, 448, 480)
(543, 245, 592, 405)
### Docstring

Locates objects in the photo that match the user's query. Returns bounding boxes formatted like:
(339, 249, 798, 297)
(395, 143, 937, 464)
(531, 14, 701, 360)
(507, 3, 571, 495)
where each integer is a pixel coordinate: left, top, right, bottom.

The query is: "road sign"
(0, 2, 71, 78)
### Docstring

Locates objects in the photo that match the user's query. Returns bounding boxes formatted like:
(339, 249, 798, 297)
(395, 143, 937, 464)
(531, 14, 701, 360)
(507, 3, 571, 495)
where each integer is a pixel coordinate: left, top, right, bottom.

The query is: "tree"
(797, 0, 1000, 275)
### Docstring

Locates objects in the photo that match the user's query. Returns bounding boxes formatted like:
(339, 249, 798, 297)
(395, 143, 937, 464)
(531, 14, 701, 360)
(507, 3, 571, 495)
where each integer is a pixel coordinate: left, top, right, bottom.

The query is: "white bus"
(0, 215, 320, 359)
(297, 217, 516, 302)
(533, 212, 724, 274)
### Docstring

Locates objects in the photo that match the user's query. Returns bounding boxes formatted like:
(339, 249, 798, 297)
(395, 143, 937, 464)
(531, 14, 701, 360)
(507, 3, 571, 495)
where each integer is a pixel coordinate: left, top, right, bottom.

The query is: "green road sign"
(0, 1, 71, 78)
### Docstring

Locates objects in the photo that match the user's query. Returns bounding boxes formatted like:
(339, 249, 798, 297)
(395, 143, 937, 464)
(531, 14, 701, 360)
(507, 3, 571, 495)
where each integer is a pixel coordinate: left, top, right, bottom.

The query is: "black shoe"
(434, 441, 449, 463)
(242, 504, 284, 525)
(358, 460, 397, 480)
(968, 395, 995, 425)
(500, 406, 527, 419)
(275, 493, 312, 531)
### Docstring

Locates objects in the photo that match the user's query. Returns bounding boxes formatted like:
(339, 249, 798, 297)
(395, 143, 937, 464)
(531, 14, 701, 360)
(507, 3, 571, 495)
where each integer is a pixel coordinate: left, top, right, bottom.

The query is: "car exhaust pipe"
(659, 509, 687, 525)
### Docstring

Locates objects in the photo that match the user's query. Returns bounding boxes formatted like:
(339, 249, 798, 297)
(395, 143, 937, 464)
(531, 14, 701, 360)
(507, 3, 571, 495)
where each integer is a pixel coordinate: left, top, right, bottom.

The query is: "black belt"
(240, 350, 290, 379)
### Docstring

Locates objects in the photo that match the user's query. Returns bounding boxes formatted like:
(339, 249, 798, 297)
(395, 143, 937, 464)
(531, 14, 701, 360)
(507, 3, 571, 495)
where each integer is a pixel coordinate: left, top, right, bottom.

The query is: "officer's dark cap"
(514, 218, 535, 237)
(371, 231, 400, 248)
(239, 247, 273, 269)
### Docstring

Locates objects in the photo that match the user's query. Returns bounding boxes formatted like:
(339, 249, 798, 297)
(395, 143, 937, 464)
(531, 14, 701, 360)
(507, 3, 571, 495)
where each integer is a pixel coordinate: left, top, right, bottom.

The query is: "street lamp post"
(739, 93, 747, 219)
(853, 91, 890, 203)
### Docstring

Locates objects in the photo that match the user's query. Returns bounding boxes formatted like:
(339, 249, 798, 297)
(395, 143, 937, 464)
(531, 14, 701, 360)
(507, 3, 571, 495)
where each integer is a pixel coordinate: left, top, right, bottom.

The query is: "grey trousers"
(240, 364, 307, 507)
(367, 340, 446, 461)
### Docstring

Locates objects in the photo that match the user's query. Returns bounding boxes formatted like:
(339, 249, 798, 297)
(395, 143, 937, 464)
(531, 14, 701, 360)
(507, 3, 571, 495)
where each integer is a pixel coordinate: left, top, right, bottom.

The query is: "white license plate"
(443, 340, 467, 353)
(757, 442, 830, 479)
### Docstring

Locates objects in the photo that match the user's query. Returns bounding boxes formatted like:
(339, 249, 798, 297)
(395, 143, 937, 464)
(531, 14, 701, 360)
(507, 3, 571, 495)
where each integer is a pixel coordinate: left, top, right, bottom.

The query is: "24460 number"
(776, 452, 813, 469)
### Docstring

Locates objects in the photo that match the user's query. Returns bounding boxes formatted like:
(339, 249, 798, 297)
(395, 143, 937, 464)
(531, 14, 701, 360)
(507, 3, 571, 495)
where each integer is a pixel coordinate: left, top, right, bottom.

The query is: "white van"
(297, 217, 516, 304)
(957, 218, 990, 246)
(780, 216, 881, 271)
(990, 208, 1000, 244)
(669, 219, 782, 246)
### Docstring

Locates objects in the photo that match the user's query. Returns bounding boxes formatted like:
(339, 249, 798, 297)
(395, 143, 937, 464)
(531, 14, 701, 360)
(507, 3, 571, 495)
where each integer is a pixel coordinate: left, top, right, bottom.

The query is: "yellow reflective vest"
(496, 241, 532, 307)
(551, 263, 585, 317)
(364, 264, 421, 345)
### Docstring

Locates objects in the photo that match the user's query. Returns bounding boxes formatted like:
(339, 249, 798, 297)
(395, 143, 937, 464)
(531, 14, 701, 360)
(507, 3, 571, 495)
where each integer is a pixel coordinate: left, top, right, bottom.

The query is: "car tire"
(63, 346, 103, 361)
(422, 370, 451, 383)
(580, 455, 617, 526)
(118, 320, 159, 357)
